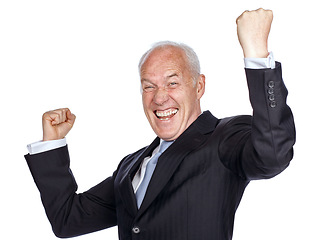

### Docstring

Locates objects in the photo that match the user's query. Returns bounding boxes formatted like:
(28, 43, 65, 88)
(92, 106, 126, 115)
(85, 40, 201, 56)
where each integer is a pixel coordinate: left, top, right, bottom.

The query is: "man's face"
(140, 46, 205, 141)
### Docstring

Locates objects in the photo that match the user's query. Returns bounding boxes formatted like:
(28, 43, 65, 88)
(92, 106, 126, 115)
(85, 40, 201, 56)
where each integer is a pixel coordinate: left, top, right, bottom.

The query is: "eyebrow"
(167, 73, 178, 78)
(141, 79, 156, 85)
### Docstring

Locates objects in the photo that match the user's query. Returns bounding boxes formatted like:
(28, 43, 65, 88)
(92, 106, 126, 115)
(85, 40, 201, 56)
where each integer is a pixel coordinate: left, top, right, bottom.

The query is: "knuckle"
(54, 109, 64, 116)
(42, 111, 51, 118)
(243, 10, 249, 16)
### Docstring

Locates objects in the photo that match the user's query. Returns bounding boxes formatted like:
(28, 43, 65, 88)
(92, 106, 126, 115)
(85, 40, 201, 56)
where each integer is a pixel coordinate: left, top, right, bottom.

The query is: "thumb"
(66, 109, 76, 127)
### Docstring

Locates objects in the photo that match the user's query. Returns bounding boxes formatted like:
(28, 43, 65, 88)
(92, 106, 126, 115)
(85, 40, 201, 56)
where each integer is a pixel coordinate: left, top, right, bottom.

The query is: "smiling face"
(140, 45, 205, 141)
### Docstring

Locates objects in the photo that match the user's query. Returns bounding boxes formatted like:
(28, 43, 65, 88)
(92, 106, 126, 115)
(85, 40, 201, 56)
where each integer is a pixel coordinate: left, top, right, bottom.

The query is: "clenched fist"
(42, 108, 76, 141)
(236, 8, 273, 58)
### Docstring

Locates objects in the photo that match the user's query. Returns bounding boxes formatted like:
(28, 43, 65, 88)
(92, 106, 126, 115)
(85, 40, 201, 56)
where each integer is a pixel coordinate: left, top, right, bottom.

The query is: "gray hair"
(138, 41, 201, 84)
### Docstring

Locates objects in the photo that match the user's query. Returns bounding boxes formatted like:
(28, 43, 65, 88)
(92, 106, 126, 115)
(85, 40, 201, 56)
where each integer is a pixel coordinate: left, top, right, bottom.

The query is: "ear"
(196, 74, 205, 100)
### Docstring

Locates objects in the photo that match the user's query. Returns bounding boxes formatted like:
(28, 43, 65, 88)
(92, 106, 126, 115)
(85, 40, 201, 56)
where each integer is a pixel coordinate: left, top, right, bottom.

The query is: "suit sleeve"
(219, 62, 296, 180)
(25, 145, 118, 238)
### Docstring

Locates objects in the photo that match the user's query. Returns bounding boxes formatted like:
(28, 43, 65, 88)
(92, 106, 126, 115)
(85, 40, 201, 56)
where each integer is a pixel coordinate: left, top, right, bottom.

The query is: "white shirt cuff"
(244, 52, 275, 69)
(27, 138, 67, 155)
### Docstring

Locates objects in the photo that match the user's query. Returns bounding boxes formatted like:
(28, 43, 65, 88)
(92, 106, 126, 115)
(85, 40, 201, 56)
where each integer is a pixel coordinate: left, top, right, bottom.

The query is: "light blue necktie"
(135, 140, 173, 208)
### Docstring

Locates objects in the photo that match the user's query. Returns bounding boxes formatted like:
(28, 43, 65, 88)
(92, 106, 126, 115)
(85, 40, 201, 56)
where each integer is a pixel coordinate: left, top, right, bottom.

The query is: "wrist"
(243, 45, 269, 58)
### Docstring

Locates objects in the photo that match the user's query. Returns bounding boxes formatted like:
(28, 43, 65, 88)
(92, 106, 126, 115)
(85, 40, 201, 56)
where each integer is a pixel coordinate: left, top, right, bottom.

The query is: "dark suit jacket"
(25, 62, 295, 240)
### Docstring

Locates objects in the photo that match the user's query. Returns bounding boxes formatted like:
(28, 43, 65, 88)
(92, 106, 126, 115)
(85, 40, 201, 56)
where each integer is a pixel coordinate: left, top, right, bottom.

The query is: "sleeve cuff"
(27, 138, 67, 155)
(244, 52, 275, 69)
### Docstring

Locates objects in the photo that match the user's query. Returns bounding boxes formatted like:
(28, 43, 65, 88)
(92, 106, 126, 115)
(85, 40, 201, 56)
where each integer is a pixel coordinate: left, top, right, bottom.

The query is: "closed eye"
(141, 79, 157, 93)
(143, 86, 155, 92)
(167, 73, 179, 88)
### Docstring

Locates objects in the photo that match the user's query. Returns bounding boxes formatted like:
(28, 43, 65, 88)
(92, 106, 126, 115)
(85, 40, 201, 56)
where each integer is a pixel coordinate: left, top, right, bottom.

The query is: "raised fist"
(236, 8, 273, 58)
(42, 108, 76, 141)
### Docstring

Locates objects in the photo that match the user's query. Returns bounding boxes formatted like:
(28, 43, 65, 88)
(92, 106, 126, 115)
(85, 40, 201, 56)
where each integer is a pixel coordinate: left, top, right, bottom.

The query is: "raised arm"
(219, 9, 296, 180)
(25, 109, 117, 237)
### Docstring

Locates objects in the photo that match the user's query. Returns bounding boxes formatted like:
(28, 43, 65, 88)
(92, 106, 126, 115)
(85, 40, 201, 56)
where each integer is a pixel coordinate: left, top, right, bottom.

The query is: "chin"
(154, 128, 180, 141)
(147, 110, 183, 140)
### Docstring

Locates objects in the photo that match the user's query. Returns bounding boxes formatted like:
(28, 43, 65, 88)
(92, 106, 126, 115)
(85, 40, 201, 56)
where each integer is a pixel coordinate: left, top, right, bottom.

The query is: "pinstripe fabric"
(113, 63, 295, 240)
(115, 116, 243, 240)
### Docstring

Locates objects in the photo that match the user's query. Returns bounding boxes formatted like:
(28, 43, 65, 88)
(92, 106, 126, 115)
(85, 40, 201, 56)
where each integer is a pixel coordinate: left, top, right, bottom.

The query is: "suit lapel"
(118, 138, 160, 217)
(137, 111, 218, 217)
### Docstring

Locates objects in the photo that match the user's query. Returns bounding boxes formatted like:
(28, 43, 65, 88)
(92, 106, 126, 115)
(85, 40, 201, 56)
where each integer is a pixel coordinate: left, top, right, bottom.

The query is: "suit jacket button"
(268, 88, 274, 94)
(268, 81, 275, 88)
(132, 227, 140, 234)
(270, 101, 277, 108)
(269, 94, 275, 101)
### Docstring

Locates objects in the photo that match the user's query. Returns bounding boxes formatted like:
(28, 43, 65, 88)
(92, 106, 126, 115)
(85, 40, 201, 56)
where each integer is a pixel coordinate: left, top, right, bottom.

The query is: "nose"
(153, 88, 169, 106)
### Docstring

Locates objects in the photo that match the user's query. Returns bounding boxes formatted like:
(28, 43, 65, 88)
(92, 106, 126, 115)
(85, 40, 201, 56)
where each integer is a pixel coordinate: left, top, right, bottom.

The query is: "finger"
(43, 109, 63, 125)
(66, 109, 76, 127)
(43, 111, 60, 126)
(51, 109, 61, 123)
(52, 108, 69, 124)
(266, 10, 273, 20)
(236, 11, 246, 24)
(61, 108, 67, 123)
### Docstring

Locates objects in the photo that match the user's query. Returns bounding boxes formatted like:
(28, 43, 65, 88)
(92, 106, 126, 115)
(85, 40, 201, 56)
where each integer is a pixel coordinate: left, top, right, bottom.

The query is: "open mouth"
(155, 108, 178, 121)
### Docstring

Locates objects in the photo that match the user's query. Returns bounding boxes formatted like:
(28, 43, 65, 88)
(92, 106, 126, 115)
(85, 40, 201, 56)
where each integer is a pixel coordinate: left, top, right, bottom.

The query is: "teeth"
(156, 109, 178, 117)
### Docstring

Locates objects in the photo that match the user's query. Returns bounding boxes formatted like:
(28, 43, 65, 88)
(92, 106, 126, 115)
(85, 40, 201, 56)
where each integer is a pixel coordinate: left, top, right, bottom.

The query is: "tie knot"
(158, 140, 173, 153)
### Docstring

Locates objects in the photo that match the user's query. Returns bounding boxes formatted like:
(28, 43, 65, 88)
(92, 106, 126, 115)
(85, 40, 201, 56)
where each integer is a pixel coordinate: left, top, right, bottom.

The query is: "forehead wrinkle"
(142, 68, 181, 81)
(140, 48, 192, 86)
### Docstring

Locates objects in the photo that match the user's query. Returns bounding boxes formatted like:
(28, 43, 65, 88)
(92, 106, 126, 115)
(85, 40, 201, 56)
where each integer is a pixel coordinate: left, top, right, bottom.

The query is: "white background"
(1, 0, 323, 239)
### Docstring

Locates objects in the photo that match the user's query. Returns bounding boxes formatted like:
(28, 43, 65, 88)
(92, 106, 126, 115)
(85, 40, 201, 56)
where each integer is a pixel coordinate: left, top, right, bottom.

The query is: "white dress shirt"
(132, 143, 161, 193)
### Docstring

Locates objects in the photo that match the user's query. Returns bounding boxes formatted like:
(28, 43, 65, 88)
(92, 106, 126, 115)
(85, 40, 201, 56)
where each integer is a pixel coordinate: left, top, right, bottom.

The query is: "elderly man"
(25, 9, 295, 240)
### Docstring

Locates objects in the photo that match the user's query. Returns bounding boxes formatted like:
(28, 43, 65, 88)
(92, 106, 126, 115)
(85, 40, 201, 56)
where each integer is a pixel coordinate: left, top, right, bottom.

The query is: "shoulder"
(218, 115, 252, 127)
(212, 115, 252, 137)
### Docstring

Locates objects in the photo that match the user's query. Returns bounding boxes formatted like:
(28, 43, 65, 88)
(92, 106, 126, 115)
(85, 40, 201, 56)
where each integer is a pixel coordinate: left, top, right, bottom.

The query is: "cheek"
(142, 94, 153, 110)
(169, 90, 195, 107)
